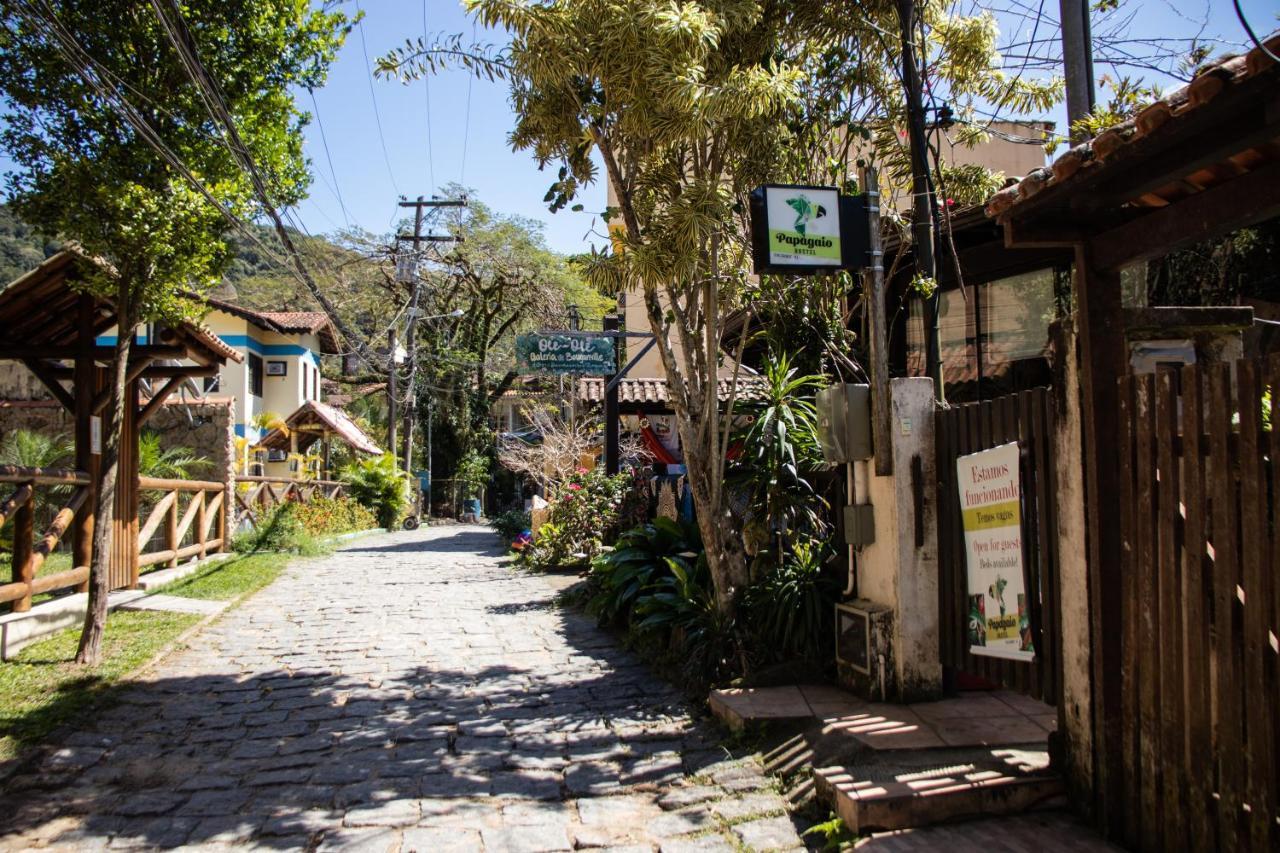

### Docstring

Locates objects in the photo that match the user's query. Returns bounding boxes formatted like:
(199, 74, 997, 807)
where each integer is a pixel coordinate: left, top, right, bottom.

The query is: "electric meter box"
(815, 383, 872, 464)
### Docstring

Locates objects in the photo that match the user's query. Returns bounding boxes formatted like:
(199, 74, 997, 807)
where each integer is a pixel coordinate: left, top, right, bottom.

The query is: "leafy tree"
(137, 431, 208, 480)
(0, 0, 349, 662)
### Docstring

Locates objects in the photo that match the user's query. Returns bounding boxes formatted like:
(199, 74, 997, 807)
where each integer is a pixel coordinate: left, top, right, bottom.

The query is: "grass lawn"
(0, 610, 200, 763)
(0, 550, 292, 766)
(154, 552, 290, 600)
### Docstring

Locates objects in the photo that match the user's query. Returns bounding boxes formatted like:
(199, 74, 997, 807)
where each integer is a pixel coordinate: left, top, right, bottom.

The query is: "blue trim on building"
(96, 333, 318, 365)
(95, 334, 150, 345)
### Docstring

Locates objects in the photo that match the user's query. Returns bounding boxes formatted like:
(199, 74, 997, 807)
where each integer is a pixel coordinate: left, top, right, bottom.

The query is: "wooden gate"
(935, 387, 1062, 706)
(1107, 360, 1278, 851)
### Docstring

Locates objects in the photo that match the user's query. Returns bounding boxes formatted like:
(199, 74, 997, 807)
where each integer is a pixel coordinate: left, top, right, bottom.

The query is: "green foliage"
(232, 501, 325, 556)
(0, 610, 200, 762)
(137, 431, 208, 480)
(489, 508, 531, 544)
(290, 496, 376, 539)
(587, 517, 703, 625)
(743, 538, 840, 666)
(937, 163, 1007, 207)
(518, 468, 633, 570)
(728, 350, 828, 555)
(341, 453, 410, 529)
(1070, 75, 1162, 139)
(454, 451, 490, 500)
(803, 813, 856, 851)
(154, 552, 288, 602)
(0, 428, 72, 469)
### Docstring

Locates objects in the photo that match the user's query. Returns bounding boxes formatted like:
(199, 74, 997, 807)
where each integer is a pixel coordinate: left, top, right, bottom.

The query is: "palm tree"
(0, 429, 73, 469)
(138, 431, 209, 480)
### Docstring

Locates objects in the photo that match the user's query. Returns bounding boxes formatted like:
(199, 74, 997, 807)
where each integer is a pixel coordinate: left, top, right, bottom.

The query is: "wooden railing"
(136, 477, 228, 570)
(0, 465, 92, 611)
(235, 476, 346, 529)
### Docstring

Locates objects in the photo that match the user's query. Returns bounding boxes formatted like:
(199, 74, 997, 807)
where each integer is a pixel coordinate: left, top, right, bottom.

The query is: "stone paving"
(0, 526, 809, 852)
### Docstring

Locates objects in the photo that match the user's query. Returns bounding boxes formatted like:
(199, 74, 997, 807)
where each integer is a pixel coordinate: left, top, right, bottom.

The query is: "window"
(249, 353, 263, 397)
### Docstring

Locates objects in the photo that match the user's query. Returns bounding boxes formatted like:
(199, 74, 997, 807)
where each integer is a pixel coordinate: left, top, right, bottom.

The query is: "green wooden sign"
(516, 333, 616, 375)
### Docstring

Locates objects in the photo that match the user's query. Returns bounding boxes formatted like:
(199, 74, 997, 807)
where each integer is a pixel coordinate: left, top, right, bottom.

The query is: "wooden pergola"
(0, 250, 241, 590)
(986, 36, 1280, 834)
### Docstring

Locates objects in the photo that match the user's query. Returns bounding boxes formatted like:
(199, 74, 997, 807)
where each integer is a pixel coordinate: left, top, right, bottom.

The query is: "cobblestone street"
(0, 526, 807, 852)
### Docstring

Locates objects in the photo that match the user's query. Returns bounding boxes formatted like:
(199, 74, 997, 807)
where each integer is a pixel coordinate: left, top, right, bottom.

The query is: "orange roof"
(577, 376, 768, 405)
(986, 30, 1280, 223)
(202, 296, 340, 354)
(256, 400, 382, 455)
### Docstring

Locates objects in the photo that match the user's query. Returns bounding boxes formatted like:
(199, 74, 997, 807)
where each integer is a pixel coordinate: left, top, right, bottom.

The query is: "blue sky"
(296, 0, 1275, 255)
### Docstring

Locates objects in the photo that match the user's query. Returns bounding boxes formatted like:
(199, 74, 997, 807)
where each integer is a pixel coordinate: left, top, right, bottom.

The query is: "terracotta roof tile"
(577, 376, 768, 405)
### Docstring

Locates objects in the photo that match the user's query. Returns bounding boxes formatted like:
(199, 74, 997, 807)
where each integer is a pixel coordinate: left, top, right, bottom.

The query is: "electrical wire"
(459, 18, 476, 186)
(1233, 0, 1280, 64)
(355, 0, 401, 199)
(421, 0, 436, 193)
(308, 87, 351, 229)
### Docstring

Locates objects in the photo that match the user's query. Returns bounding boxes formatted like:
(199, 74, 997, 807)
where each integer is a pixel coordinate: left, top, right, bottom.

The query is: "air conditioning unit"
(815, 383, 872, 464)
(834, 600, 895, 701)
(266, 448, 287, 462)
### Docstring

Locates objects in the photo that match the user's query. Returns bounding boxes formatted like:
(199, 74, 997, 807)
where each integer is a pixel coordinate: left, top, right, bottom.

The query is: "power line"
(355, 1, 401, 198)
(460, 18, 476, 186)
(308, 87, 351, 229)
(421, 0, 436, 193)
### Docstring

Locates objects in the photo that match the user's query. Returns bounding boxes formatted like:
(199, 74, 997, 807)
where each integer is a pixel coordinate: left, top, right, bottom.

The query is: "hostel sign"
(516, 333, 616, 375)
(748, 184, 870, 275)
(957, 442, 1034, 662)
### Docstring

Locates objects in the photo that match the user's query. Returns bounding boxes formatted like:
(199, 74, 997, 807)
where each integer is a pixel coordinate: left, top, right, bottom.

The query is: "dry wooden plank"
(174, 491, 201, 549)
(1134, 373, 1162, 850)
(136, 490, 178, 549)
(1155, 369, 1187, 849)
(1234, 359, 1273, 850)
(137, 476, 224, 492)
(164, 493, 180, 568)
(1117, 374, 1142, 848)
(1179, 362, 1214, 851)
(1207, 363, 1242, 852)
(30, 566, 89, 595)
(10, 489, 34, 612)
(0, 466, 91, 485)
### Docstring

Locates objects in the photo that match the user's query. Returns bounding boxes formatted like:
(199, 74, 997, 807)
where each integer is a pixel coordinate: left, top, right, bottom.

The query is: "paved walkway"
(0, 526, 807, 852)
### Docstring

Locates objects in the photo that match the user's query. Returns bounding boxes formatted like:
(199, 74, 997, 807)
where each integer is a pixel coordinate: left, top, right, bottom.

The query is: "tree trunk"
(75, 284, 136, 666)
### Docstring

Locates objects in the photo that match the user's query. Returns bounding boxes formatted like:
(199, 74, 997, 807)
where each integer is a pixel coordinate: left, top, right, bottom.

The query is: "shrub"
(586, 517, 702, 625)
(490, 508, 531, 545)
(233, 502, 326, 556)
(518, 468, 633, 570)
(291, 496, 376, 539)
(341, 453, 410, 529)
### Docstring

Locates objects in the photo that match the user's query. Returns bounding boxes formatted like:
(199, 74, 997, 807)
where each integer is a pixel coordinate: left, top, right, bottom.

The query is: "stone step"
(811, 746, 1065, 834)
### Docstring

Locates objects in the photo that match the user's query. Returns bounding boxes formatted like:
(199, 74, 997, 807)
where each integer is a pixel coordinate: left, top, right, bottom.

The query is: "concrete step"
(812, 746, 1065, 834)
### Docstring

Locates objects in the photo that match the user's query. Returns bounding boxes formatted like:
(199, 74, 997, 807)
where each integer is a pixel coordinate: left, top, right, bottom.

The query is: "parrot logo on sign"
(786, 194, 827, 235)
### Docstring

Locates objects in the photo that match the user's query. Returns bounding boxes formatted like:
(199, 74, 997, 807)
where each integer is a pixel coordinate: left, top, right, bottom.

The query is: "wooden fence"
(0, 465, 91, 610)
(1111, 360, 1278, 851)
(136, 477, 227, 573)
(235, 475, 346, 529)
(934, 387, 1062, 706)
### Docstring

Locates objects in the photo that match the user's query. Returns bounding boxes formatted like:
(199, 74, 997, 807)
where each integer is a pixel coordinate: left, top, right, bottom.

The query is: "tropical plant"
(0, 429, 73, 469)
(587, 517, 703, 626)
(0, 0, 351, 664)
(742, 538, 840, 666)
(517, 467, 633, 569)
(137, 431, 208, 480)
(341, 453, 410, 529)
(728, 351, 829, 558)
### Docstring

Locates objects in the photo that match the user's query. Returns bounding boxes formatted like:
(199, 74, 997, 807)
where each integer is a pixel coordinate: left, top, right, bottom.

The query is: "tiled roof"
(256, 399, 382, 455)
(985, 30, 1280, 222)
(577, 376, 769, 405)
(202, 296, 340, 354)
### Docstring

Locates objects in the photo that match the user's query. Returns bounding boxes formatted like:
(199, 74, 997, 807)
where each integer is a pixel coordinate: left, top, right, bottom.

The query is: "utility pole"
(896, 0, 943, 401)
(387, 327, 398, 456)
(1059, 0, 1097, 142)
(394, 195, 465, 478)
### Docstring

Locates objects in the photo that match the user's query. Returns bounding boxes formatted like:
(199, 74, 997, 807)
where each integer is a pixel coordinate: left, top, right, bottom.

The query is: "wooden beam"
(135, 375, 186, 427)
(0, 344, 186, 361)
(1002, 219, 1088, 249)
(1090, 158, 1280, 270)
(20, 359, 75, 413)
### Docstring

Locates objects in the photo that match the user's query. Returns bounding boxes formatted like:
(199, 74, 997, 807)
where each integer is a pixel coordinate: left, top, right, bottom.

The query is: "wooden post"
(217, 484, 227, 553)
(165, 490, 179, 568)
(1072, 244, 1127, 834)
(111, 375, 141, 589)
(73, 295, 96, 590)
(11, 484, 34, 612)
(862, 166, 892, 477)
(196, 490, 207, 559)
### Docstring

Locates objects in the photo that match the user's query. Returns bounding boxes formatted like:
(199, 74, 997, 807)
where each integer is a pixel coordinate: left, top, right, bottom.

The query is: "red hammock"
(640, 426, 679, 465)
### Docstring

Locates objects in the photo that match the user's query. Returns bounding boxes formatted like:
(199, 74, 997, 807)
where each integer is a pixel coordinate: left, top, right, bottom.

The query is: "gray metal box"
(842, 504, 875, 546)
(815, 383, 872, 464)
